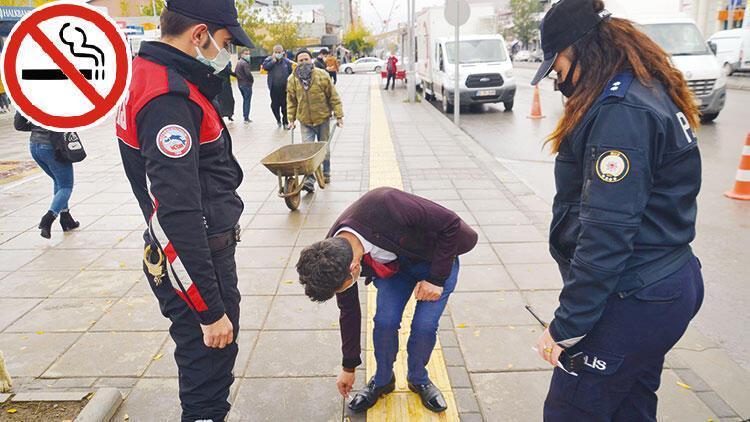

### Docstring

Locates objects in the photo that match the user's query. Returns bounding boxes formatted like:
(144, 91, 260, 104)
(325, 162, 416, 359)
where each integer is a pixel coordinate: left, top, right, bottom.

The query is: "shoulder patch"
(156, 125, 193, 159)
(603, 73, 634, 99)
(596, 150, 630, 183)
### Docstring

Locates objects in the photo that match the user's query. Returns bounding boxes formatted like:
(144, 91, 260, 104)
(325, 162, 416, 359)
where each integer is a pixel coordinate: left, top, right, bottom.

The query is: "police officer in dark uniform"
(530, 0, 705, 420)
(115, 1, 253, 420)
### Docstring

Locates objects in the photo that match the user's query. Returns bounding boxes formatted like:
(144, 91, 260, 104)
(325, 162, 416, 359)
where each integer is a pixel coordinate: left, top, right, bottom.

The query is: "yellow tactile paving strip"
(366, 79, 459, 421)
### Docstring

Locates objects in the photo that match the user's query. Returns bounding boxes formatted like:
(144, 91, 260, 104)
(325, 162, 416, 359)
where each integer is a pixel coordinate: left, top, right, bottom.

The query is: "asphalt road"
(428, 63, 750, 370)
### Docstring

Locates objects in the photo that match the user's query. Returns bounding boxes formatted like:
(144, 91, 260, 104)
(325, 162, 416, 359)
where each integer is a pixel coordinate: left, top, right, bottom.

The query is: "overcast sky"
(359, 0, 445, 33)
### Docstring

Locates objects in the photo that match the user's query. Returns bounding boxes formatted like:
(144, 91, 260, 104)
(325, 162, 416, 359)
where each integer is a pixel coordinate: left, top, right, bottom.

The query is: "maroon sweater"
(330, 187, 478, 368)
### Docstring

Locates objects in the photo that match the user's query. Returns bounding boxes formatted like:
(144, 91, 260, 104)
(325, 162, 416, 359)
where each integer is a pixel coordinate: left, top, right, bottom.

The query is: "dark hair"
(160, 9, 222, 38)
(296, 237, 353, 302)
(546, 0, 700, 152)
(295, 49, 312, 61)
(320, 48, 329, 55)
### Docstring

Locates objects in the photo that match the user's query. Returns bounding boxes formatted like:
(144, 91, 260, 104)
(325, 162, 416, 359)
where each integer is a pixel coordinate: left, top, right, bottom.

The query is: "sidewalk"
(0, 74, 747, 421)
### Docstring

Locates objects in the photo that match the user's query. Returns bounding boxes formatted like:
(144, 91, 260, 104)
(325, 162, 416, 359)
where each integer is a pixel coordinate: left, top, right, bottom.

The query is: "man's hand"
(337, 369, 355, 397)
(201, 314, 234, 349)
(288, 121, 296, 130)
(336, 118, 344, 128)
(535, 327, 563, 366)
(413, 281, 443, 302)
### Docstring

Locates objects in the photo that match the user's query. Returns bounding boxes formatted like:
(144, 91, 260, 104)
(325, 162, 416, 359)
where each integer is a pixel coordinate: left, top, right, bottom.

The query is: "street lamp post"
(407, 0, 417, 102)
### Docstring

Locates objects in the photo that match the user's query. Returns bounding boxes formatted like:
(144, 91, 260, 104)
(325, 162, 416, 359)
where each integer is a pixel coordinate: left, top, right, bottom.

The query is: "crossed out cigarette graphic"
(22, 22, 106, 81)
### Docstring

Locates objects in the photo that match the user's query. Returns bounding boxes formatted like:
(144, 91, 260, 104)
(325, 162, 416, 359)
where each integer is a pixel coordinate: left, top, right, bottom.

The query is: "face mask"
(275, 53, 284, 59)
(558, 57, 579, 98)
(195, 32, 231, 74)
(242, 54, 250, 61)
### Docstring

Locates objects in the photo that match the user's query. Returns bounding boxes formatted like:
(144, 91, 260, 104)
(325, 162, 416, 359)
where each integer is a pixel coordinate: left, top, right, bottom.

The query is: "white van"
(636, 17, 727, 122)
(708, 29, 750, 76)
(416, 6, 516, 113)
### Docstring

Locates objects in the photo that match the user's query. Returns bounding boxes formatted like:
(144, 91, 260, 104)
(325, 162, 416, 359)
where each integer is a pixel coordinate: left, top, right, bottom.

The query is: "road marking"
(366, 77, 459, 421)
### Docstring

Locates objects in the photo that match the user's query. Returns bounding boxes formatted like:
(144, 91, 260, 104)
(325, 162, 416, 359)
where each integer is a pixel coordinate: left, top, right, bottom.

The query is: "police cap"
(165, 0, 255, 48)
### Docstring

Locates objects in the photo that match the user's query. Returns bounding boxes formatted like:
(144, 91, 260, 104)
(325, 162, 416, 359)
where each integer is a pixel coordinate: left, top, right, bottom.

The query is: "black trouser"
(144, 241, 241, 422)
(328, 71, 337, 84)
(385, 72, 396, 89)
(269, 85, 288, 125)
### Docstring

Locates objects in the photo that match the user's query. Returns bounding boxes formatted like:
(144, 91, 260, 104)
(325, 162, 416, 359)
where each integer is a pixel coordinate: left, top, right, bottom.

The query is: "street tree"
(139, 0, 164, 16)
(236, 0, 264, 47)
(260, 3, 301, 52)
(509, 0, 543, 48)
(343, 20, 375, 56)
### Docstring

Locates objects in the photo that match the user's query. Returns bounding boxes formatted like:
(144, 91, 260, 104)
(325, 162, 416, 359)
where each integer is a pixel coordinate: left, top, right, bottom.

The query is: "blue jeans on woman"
(372, 257, 460, 387)
(238, 85, 252, 121)
(30, 142, 74, 215)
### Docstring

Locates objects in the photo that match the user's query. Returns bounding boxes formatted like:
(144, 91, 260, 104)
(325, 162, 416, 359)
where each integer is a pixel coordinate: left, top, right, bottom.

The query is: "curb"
(75, 388, 123, 422)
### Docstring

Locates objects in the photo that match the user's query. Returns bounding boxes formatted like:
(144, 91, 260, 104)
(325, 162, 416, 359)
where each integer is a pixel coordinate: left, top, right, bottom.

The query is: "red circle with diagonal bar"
(0, 2, 130, 130)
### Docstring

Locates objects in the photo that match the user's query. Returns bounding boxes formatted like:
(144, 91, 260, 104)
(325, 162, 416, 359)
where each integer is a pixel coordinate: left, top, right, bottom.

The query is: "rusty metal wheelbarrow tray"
(260, 142, 328, 178)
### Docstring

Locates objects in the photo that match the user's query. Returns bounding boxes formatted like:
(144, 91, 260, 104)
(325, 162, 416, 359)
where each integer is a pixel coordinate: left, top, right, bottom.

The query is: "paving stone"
(457, 413, 483, 422)
(505, 263, 563, 290)
(658, 370, 720, 420)
(245, 330, 340, 377)
(228, 377, 341, 422)
(0, 230, 66, 249)
(471, 371, 551, 421)
(460, 244, 501, 265)
(438, 330, 459, 348)
(93, 377, 139, 388)
(44, 332, 166, 377)
(454, 388, 481, 414)
(247, 213, 305, 230)
(240, 229, 300, 247)
(49, 377, 97, 388)
(21, 248, 104, 271)
(113, 378, 181, 421)
(237, 296, 273, 330)
(0, 249, 44, 272)
(413, 189, 461, 201)
(492, 242, 555, 265)
(442, 347, 466, 367)
(6, 298, 112, 332)
(446, 366, 472, 388)
(0, 332, 79, 377)
(463, 198, 521, 212)
(521, 290, 561, 325)
(695, 392, 738, 418)
(301, 212, 341, 229)
(471, 211, 531, 226)
(0, 270, 77, 298)
(55, 230, 130, 250)
(0, 298, 41, 331)
(236, 267, 282, 295)
(454, 265, 517, 292)
(672, 368, 712, 392)
(54, 270, 141, 298)
(11, 391, 89, 402)
(482, 225, 545, 243)
(91, 296, 169, 332)
(296, 228, 329, 246)
(0, 393, 10, 403)
(83, 215, 145, 231)
(88, 249, 143, 271)
(458, 189, 507, 200)
(264, 295, 339, 330)
(450, 292, 532, 327)
(276, 267, 306, 295)
(234, 246, 292, 268)
(457, 326, 547, 372)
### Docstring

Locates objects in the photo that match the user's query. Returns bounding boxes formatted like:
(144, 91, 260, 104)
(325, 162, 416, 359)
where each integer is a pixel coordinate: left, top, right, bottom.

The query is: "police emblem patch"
(156, 125, 192, 159)
(596, 150, 630, 183)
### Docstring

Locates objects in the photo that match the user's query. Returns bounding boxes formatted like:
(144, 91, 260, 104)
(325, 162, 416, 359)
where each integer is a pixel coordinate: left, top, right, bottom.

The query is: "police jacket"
(116, 41, 244, 325)
(549, 72, 701, 348)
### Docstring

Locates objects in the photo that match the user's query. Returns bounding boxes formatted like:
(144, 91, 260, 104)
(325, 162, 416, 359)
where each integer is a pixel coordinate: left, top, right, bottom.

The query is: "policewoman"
(115, 1, 253, 420)
(531, 0, 704, 420)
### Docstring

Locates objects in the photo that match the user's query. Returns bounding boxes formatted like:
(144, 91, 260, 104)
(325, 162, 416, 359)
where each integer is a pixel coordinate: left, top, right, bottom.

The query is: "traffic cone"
(725, 133, 750, 200)
(528, 85, 545, 119)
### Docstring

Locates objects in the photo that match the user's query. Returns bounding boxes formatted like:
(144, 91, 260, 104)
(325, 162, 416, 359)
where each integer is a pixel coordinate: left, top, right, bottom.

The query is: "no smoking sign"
(0, 2, 131, 131)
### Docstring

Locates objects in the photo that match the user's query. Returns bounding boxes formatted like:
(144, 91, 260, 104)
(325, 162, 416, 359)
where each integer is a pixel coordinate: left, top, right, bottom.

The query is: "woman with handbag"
(14, 112, 81, 238)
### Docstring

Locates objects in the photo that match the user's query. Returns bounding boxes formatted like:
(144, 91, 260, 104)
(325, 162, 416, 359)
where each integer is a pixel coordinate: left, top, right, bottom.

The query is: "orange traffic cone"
(528, 85, 545, 119)
(725, 133, 750, 200)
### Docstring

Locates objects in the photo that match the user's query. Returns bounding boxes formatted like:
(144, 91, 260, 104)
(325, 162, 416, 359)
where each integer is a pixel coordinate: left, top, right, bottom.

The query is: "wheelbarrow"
(260, 126, 335, 211)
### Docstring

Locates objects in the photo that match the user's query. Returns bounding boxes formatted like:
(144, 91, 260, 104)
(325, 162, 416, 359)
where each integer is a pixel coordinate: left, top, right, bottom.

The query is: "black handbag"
(52, 132, 87, 163)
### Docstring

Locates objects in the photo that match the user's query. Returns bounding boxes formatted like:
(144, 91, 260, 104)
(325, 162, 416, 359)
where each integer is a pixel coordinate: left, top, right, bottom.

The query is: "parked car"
(530, 49, 544, 62)
(513, 50, 531, 62)
(340, 57, 385, 74)
(708, 29, 750, 76)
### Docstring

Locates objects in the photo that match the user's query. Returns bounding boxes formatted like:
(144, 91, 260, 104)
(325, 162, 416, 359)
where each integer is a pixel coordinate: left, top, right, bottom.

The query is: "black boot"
(38, 211, 56, 239)
(348, 375, 396, 413)
(59, 211, 80, 232)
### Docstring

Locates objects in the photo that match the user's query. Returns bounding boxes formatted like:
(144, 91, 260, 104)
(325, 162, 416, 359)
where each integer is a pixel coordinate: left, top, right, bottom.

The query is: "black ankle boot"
(59, 211, 80, 232)
(38, 211, 56, 239)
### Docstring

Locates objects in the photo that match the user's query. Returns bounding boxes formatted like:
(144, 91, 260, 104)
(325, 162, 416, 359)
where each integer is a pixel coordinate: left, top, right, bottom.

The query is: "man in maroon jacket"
(296, 187, 478, 413)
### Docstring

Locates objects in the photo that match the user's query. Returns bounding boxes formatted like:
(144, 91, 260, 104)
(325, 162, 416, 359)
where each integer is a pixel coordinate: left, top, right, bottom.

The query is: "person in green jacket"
(287, 49, 344, 191)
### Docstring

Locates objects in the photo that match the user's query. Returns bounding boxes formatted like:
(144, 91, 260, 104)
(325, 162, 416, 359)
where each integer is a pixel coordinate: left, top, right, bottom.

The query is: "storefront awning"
(0, 6, 33, 37)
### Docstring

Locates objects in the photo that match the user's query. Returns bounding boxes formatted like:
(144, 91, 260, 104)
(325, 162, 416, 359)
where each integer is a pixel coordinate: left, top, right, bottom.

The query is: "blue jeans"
(238, 85, 252, 121)
(300, 120, 331, 176)
(30, 142, 74, 215)
(373, 257, 460, 387)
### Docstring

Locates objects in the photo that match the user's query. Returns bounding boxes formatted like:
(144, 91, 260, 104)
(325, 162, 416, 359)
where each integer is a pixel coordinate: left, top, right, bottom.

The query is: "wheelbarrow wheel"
(283, 177, 301, 211)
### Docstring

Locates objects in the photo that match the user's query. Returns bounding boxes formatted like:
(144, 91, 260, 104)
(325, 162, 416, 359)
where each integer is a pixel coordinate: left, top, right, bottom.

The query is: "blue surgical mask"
(275, 53, 284, 59)
(195, 32, 231, 74)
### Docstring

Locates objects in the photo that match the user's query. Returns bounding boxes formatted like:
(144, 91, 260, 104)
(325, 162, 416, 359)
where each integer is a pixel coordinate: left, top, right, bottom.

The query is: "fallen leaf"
(473, 330, 481, 337)
(119, 262, 127, 269)
(36, 331, 45, 335)
(282, 280, 294, 285)
(508, 326, 516, 330)
(676, 381, 692, 390)
(6, 409, 17, 414)
(507, 364, 514, 369)
(456, 323, 466, 329)
(124, 415, 130, 421)
(153, 353, 164, 361)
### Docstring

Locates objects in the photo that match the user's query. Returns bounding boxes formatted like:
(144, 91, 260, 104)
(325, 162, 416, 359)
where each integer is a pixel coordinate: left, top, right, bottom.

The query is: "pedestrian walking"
(325, 49, 340, 84)
(295, 187, 478, 414)
(215, 61, 235, 121)
(115, 1, 253, 420)
(384, 53, 398, 90)
(0, 75, 10, 113)
(235, 48, 254, 123)
(262, 44, 294, 129)
(530, 0, 704, 420)
(315, 48, 328, 70)
(14, 113, 80, 239)
(286, 49, 343, 190)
